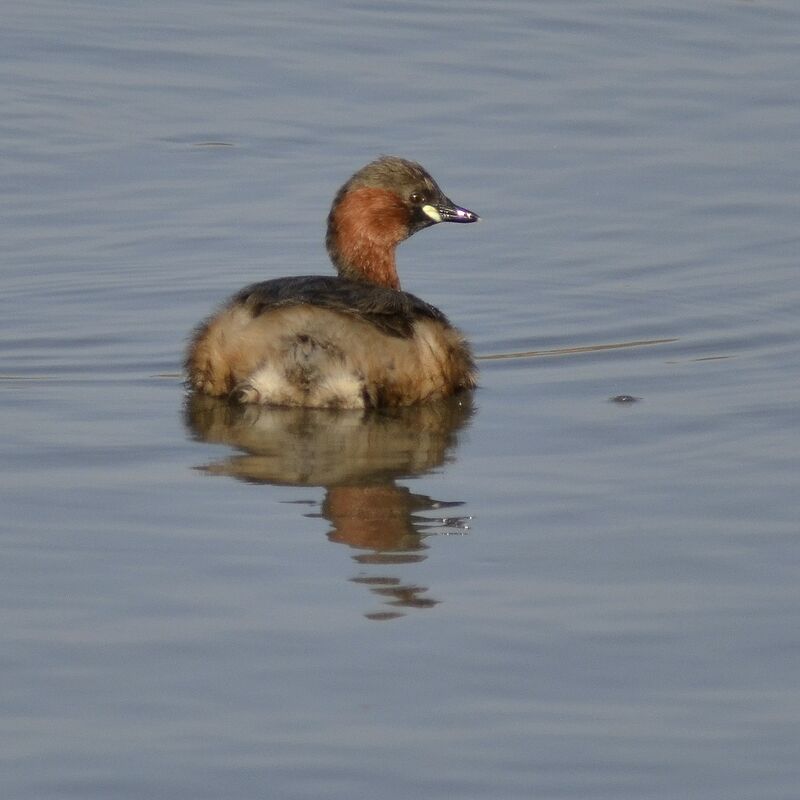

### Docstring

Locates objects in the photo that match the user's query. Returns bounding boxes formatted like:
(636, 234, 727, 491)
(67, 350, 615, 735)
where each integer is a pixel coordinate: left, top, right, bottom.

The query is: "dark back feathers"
(232, 276, 449, 339)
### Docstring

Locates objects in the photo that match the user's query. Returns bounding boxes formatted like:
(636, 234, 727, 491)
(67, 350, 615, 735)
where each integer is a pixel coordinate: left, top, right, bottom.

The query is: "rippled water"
(3, 2, 800, 798)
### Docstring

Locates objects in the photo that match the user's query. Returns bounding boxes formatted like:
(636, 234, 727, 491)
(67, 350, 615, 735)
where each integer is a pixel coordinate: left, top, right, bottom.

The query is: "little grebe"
(186, 156, 479, 408)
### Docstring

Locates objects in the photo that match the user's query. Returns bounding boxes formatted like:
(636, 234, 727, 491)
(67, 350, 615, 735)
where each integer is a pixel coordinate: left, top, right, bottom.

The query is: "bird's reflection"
(184, 393, 475, 620)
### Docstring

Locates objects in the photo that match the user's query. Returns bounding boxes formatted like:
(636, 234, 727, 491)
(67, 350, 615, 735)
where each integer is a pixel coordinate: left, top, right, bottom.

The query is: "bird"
(186, 156, 479, 408)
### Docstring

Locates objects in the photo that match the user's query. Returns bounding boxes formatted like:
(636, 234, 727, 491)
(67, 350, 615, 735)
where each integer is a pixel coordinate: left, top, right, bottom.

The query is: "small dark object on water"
(611, 394, 640, 404)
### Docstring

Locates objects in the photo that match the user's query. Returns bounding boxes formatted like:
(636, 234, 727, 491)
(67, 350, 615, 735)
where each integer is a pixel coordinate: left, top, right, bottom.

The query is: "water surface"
(2, 2, 800, 798)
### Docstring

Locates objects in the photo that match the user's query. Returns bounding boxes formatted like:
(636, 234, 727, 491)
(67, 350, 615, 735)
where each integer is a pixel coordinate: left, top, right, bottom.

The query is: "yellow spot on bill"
(421, 204, 442, 223)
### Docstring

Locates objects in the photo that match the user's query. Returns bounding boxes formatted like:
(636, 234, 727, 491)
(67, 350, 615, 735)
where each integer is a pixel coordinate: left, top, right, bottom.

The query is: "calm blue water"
(2, 1, 799, 798)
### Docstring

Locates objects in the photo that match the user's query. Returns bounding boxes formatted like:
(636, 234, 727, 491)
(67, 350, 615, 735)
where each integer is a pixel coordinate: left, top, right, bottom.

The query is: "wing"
(231, 276, 450, 338)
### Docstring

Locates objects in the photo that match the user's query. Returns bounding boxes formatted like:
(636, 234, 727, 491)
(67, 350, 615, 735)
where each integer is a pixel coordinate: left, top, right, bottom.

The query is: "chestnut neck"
(326, 186, 409, 291)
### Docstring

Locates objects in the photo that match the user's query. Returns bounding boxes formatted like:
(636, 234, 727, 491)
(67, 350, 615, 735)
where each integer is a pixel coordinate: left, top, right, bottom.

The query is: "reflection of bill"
(184, 393, 475, 620)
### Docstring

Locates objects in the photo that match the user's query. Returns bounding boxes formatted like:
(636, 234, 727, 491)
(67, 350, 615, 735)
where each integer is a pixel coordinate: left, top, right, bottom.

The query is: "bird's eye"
(409, 191, 426, 204)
